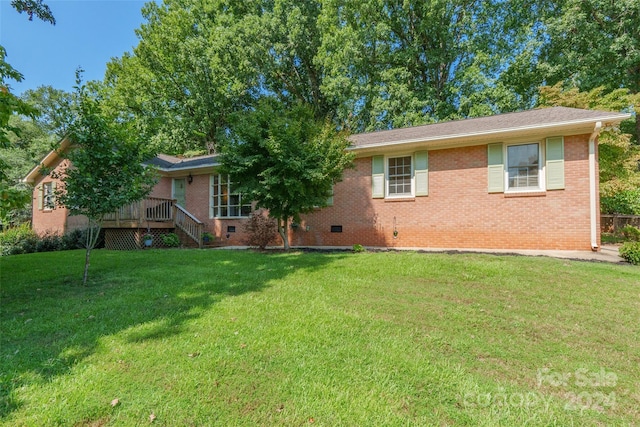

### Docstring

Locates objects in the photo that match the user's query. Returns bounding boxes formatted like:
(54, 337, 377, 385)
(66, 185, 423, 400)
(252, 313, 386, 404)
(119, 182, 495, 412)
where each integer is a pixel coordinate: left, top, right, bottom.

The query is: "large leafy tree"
(318, 0, 536, 132)
(106, 0, 541, 151)
(219, 100, 354, 249)
(54, 77, 157, 285)
(103, 0, 263, 154)
(518, 0, 640, 138)
(21, 86, 76, 137)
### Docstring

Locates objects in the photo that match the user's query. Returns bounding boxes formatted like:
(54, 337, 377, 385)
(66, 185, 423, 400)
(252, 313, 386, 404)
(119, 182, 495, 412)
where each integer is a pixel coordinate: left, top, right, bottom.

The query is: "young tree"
(219, 100, 354, 250)
(54, 76, 157, 285)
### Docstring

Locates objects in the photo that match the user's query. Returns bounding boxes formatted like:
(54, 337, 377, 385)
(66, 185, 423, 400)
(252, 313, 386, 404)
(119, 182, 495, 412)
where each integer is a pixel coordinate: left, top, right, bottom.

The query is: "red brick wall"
(33, 134, 597, 250)
(289, 134, 597, 250)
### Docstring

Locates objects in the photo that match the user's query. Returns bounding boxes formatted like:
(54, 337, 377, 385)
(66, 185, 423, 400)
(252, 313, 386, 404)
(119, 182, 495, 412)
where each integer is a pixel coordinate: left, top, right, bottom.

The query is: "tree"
(10, 0, 55, 24)
(1, 0, 55, 216)
(102, 0, 261, 154)
(104, 0, 542, 154)
(537, 83, 640, 212)
(318, 0, 537, 132)
(54, 76, 157, 285)
(520, 0, 640, 138)
(0, 114, 56, 227)
(0, 47, 38, 168)
(21, 86, 76, 137)
(219, 100, 354, 249)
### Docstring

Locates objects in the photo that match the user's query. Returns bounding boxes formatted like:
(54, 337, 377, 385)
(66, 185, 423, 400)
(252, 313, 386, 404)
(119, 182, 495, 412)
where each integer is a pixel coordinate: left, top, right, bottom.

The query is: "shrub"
(0, 226, 94, 256)
(202, 232, 215, 243)
(161, 232, 181, 247)
(244, 210, 278, 249)
(61, 229, 86, 250)
(619, 242, 640, 265)
(601, 189, 640, 215)
(619, 225, 640, 242)
(0, 224, 38, 256)
(35, 231, 63, 253)
(352, 244, 365, 253)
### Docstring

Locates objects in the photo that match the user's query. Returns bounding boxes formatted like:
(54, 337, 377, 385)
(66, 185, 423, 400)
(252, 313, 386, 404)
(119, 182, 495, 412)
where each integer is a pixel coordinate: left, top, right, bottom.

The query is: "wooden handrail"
(103, 197, 175, 223)
(174, 204, 204, 248)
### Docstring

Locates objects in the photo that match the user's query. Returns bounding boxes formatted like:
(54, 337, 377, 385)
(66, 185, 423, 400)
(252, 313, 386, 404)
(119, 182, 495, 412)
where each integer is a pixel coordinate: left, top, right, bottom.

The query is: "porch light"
(188, 174, 193, 184)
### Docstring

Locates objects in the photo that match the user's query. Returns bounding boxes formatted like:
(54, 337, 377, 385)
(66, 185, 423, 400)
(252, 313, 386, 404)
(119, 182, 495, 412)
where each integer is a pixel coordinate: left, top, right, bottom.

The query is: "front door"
(172, 178, 186, 207)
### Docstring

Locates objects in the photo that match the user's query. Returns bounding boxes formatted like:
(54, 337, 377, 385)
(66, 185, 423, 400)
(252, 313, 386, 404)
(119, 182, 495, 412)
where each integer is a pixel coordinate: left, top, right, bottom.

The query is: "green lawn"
(1, 249, 638, 426)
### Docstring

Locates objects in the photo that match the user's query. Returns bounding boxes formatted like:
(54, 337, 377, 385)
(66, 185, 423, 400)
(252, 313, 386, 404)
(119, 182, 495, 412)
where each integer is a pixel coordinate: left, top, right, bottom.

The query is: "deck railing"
(174, 204, 203, 248)
(103, 197, 204, 248)
(103, 197, 175, 224)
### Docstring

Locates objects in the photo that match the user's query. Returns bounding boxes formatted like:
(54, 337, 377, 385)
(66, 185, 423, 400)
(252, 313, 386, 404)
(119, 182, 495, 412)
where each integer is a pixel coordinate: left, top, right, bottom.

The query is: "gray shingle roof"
(349, 107, 631, 148)
(145, 153, 218, 170)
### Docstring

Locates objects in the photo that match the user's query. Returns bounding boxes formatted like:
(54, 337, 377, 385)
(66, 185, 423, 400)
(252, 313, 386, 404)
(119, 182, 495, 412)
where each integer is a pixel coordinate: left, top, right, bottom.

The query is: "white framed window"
(387, 155, 413, 197)
(505, 142, 544, 191)
(210, 174, 252, 218)
(43, 182, 55, 210)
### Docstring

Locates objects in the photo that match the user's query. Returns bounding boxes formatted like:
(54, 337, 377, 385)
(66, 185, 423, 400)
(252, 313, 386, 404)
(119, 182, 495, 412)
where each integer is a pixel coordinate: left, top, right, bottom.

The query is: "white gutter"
(589, 121, 602, 251)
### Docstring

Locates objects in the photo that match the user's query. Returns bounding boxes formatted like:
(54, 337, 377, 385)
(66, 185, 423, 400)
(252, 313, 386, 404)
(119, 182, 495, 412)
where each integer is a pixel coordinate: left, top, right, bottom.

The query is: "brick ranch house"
(24, 107, 630, 251)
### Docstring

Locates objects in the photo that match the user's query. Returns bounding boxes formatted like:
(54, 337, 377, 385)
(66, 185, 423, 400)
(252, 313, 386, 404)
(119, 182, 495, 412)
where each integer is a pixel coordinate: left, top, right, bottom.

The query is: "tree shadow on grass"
(0, 248, 346, 420)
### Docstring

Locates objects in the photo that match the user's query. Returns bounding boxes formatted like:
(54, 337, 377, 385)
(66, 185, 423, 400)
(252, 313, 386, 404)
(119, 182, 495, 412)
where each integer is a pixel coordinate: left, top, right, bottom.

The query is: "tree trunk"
(82, 246, 92, 287)
(278, 217, 290, 250)
(81, 218, 102, 286)
(635, 104, 640, 144)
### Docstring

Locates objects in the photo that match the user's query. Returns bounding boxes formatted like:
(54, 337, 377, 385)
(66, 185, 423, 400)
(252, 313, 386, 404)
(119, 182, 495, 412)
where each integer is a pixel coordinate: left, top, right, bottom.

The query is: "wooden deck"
(101, 197, 204, 248)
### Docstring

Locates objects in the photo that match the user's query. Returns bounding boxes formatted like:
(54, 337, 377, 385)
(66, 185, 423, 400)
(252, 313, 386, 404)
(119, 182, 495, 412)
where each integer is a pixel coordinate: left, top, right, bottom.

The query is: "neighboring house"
(23, 107, 631, 251)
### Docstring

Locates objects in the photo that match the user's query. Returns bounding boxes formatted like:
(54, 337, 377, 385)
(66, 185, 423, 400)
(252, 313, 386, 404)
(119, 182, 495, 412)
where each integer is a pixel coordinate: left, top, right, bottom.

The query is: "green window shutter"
(487, 143, 504, 193)
(414, 151, 429, 196)
(37, 185, 43, 210)
(372, 156, 385, 198)
(546, 136, 565, 190)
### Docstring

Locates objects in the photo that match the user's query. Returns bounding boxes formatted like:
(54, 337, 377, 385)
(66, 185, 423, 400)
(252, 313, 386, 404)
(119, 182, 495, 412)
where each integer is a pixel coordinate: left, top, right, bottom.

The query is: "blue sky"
(1, 0, 149, 96)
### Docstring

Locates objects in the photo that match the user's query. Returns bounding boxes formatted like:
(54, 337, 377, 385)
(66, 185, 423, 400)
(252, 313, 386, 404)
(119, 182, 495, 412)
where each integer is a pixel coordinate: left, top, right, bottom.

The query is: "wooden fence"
(601, 215, 640, 233)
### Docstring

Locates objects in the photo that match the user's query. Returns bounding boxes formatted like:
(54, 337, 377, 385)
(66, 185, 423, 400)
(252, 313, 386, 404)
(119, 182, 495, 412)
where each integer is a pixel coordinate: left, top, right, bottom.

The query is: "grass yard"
(1, 249, 639, 426)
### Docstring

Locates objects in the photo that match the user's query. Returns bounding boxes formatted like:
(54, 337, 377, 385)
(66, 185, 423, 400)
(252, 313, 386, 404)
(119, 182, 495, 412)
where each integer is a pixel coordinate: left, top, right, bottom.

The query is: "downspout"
(589, 121, 602, 251)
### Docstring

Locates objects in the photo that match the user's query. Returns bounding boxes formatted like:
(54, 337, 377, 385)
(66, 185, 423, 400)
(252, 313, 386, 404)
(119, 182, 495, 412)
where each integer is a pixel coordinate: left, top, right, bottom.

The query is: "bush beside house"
(0, 224, 88, 256)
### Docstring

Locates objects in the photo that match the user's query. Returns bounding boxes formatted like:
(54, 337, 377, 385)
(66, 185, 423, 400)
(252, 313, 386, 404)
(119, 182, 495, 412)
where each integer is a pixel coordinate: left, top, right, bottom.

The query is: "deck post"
(139, 200, 145, 226)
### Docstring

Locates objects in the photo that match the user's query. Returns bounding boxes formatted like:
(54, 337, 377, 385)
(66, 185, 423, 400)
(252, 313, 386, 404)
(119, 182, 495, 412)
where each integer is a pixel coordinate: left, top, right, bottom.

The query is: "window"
(210, 174, 252, 218)
(43, 182, 55, 210)
(506, 143, 541, 190)
(372, 153, 428, 199)
(388, 156, 412, 196)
